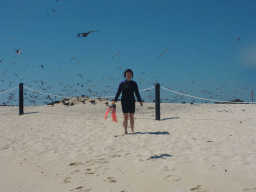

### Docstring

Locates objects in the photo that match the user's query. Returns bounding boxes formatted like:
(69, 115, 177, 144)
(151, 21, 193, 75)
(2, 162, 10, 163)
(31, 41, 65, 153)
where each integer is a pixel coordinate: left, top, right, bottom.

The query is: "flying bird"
(86, 89, 91, 94)
(52, 8, 58, 12)
(112, 52, 120, 58)
(2, 69, 8, 76)
(71, 57, 76, 61)
(38, 65, 44, 68)
(159, 48, 168, 58)
(13, 49, 22, 54)
(156, 36, 164, 39)
(77, 31, 100, 37)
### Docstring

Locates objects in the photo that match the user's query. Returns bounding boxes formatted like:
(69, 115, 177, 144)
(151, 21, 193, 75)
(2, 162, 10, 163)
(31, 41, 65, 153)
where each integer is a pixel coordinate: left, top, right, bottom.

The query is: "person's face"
(126, 71, 132, 80)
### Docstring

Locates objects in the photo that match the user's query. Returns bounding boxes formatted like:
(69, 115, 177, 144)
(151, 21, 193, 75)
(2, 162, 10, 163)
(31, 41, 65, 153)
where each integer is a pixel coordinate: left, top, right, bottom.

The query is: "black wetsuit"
(113, 79, 142, 113)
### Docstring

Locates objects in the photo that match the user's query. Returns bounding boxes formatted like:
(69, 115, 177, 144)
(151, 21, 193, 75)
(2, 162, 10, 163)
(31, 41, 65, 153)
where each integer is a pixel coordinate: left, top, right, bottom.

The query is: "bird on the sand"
(47, 102, 54, 106)
(89, 100, 95, 105)
(63, 102, 69, 106)
(77, 31, 100, 37)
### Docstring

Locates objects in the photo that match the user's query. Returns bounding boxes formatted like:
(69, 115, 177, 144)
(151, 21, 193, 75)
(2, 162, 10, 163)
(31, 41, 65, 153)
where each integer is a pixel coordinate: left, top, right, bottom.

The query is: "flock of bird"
(0, 37, 247, 105)
(1, 73, 248, 106)
(0, 0, 246, 106)
(0, 42, 246, 106)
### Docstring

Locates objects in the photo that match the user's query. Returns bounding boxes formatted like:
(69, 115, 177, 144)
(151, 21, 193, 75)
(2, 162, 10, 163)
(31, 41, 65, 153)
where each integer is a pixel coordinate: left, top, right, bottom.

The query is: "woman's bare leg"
(123, 117, 129, 127)
(129, 113, 135, 134)
(123, 113, 129, 134)
(130, 118, 134, 133)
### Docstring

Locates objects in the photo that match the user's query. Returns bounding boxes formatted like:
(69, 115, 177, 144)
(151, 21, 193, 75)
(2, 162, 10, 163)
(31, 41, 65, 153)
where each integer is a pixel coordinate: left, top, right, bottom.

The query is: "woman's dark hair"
(123, 69, 133, 78)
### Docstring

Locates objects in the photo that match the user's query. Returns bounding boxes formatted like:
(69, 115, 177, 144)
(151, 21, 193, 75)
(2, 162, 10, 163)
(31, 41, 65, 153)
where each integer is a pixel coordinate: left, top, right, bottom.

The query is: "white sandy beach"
(0, 100, 256, 192)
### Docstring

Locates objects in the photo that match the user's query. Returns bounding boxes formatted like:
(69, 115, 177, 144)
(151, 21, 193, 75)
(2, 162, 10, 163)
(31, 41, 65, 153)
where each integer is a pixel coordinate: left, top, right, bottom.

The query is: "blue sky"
(0, 0, 256, 106)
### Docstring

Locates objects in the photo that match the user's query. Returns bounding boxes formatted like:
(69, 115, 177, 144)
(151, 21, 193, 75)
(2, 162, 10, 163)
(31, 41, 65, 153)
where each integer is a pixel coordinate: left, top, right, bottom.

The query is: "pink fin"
(111, 108, 117, 122)
(104, 108, 111, 121)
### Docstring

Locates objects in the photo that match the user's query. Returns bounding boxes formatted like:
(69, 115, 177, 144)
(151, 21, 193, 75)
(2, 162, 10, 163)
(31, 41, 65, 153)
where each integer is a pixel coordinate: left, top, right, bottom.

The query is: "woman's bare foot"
(131, 130, 134, 134)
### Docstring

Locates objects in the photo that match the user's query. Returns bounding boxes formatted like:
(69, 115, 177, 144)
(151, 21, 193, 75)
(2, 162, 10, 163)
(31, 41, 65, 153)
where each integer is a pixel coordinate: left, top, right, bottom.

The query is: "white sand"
(0, 101, 256, 192)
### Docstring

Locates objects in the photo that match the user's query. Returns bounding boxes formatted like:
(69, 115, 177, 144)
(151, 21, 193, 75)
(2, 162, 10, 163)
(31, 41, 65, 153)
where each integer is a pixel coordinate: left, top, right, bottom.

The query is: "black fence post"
(19, 83, 24, 115)
(155, 83, 160, 120)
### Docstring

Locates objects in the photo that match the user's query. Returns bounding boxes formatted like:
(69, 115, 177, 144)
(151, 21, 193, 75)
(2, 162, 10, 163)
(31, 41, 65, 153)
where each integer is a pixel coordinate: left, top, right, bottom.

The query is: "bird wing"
(89, 31, 100, 33)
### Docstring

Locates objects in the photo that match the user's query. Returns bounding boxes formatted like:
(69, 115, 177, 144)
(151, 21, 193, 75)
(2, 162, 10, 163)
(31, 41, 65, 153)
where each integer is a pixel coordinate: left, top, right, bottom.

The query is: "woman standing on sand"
(112, 69, 143, 135)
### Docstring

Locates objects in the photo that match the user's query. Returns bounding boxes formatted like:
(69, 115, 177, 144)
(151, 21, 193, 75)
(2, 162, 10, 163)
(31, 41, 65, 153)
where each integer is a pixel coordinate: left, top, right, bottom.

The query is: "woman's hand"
(140, 102, 143, 106)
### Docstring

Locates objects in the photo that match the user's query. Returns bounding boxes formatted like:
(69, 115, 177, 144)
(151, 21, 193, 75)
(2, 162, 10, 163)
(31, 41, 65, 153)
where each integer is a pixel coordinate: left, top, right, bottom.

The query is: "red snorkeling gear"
(104, 104, 117, 122)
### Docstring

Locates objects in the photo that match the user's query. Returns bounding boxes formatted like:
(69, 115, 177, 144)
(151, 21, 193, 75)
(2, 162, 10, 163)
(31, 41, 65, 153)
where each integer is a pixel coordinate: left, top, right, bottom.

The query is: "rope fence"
(0, 83, 255, 119)
(161, 87, 256, 104)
